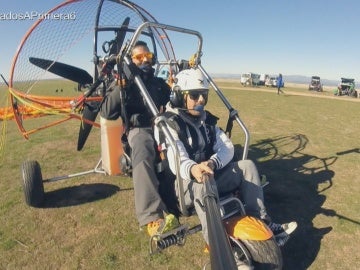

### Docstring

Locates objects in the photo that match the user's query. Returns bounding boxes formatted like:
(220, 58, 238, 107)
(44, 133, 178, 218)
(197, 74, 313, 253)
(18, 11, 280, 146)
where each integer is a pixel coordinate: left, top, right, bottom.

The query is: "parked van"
(240, 72, 260, 86)
(259, 74, 269, 85)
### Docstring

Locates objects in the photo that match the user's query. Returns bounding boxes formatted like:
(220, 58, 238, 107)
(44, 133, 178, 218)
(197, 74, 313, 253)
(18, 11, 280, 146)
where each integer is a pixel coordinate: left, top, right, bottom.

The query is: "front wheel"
(21, 160, 45, 207)
(230, 236, 283, 270)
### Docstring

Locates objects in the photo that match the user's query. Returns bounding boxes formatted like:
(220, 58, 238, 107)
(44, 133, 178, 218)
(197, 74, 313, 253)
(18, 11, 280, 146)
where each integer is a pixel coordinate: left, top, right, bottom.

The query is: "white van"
(240, 72, 260, 86)
(259, 74, 269, 85)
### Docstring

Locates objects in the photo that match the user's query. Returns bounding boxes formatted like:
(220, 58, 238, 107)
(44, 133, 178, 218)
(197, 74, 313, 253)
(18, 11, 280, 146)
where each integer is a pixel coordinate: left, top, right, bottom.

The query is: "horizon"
(1, 73, 355, 88)
(206, 73, 358, 88)
(1, 1, 359, 83)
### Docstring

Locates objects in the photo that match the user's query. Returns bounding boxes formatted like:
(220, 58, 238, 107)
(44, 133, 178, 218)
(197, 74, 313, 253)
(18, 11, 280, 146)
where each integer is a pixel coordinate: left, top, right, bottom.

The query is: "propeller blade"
(29, 57, 93, 85)
(77, 17, 130, 151)
(111, 17, 130, 56)
(77, 105, 99, 151)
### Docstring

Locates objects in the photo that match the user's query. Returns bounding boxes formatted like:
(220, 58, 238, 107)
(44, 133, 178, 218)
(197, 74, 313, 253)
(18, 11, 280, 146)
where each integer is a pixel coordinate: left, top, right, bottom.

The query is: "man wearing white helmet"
(154, 68, 297, 246)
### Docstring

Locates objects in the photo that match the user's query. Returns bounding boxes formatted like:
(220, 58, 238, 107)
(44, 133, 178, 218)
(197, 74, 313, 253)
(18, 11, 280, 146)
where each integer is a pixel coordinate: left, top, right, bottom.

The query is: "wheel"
(230, 236, 283, 270)
(21, 160, 45, 207)
(230, 236, 253, 268)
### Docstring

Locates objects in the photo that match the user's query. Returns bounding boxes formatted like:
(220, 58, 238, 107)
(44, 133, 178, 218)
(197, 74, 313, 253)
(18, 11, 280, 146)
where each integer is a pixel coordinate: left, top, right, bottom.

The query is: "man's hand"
(201, 160, 215, 170)
(190, 162, 214, 183)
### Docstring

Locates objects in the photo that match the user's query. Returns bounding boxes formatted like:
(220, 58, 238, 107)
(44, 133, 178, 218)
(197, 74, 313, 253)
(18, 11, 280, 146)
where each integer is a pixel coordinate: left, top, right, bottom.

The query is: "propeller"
(77, 17, 130, 151)
(29, 56, 99, 151)
(29, 57, 93, 85)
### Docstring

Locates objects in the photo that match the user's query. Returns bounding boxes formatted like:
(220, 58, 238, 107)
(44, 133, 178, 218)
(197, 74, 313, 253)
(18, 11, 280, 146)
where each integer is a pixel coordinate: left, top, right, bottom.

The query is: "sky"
(0, 0, 359, 83)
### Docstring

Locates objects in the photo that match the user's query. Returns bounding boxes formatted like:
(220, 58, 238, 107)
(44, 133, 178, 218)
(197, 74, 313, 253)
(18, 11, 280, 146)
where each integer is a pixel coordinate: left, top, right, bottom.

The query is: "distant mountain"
(282, 75, 339, 87)
(211, 73, 242, 79)
(210, 73, 359, 88)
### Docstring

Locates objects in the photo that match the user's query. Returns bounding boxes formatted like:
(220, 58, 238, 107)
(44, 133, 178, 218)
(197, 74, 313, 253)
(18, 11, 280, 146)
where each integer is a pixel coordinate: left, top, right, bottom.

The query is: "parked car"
(265, 76, 277, 87)
(308, 76, 323, 92)
(335, 78, 358, 97)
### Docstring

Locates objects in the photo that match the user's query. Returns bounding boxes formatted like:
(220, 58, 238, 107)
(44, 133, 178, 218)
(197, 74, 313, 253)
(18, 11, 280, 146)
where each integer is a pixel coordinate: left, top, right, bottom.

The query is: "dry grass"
(0, 81, 359, 269)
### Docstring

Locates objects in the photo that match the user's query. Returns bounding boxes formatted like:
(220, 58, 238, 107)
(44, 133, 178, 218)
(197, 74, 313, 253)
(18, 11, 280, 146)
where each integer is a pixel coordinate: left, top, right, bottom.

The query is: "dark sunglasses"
(185, 90, 209, 101)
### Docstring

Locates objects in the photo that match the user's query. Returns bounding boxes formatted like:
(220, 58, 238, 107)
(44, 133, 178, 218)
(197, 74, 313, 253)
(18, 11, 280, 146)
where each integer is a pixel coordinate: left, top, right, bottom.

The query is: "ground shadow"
(235, 134, 337, 270)
(42, 183, 123, 208)
(336, 147, 360, 155)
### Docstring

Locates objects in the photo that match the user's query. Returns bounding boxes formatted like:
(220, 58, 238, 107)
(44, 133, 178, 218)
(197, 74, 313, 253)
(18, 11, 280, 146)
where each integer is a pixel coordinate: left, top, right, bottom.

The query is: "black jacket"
(100, 71, 171, 127)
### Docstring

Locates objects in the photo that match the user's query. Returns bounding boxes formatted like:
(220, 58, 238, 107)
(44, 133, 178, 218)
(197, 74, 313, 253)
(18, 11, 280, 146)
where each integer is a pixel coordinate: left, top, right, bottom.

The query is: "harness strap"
(225, 108, 238, 138)
(158, 111, 217, 163)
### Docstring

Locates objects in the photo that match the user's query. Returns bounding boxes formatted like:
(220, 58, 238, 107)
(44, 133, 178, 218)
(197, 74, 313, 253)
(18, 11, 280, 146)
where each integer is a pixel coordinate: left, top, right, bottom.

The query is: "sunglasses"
(185, 90, 209, 101)
(131, 52, 154, 62)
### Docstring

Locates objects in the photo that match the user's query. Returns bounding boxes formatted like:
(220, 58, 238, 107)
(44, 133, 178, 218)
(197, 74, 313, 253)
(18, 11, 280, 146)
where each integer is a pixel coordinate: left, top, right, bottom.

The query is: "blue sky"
(1, 0, 359, 82)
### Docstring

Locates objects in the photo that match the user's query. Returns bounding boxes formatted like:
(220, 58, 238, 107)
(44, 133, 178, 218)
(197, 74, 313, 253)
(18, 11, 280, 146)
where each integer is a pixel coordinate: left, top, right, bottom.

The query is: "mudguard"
(224, 215, 273, 241)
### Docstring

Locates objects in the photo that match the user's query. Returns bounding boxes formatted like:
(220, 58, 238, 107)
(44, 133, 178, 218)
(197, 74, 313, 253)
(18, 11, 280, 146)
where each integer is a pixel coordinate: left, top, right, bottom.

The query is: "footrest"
(149, 224, 189, 254)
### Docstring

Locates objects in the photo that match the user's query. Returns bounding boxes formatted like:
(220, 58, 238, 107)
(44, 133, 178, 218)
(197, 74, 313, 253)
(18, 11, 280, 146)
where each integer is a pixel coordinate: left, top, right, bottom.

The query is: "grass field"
(0, 81, 359, 269)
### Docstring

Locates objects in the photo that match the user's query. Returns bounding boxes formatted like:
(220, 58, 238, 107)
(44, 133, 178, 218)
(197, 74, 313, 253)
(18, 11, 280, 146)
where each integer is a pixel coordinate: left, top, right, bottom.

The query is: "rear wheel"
(230, 236, 283, 270)
(21, 160, 45, 207)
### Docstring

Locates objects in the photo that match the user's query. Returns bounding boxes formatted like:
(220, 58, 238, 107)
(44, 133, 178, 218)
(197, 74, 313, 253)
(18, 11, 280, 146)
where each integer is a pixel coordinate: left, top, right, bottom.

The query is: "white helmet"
(170, 68, 209, 108)
(174, 68, 209, 91)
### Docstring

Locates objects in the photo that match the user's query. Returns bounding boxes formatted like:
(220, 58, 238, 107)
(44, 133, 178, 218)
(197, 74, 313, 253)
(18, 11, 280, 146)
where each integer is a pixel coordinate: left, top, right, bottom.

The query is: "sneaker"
(267, 221, 297, 246)
(267, 221, 297, 237)
(204, 244, 209, 254)
(147, 214, 180, 237)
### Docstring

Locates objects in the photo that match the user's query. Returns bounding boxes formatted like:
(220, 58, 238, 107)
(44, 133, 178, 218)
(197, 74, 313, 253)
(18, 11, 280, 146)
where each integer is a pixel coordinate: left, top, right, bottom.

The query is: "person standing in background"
(277, 73, 284, 94)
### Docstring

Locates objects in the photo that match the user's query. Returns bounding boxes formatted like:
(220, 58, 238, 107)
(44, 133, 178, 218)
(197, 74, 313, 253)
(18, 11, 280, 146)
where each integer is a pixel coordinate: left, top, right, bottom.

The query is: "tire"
(21, 160, 45, 207)
(230, 236, 283, 270)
